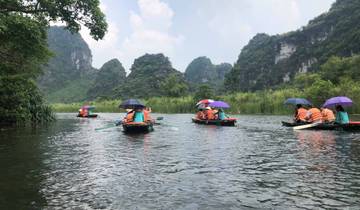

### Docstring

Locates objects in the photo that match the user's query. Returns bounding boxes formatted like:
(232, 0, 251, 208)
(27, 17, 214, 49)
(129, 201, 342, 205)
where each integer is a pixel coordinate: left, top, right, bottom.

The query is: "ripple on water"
(1, 113, 360, 209)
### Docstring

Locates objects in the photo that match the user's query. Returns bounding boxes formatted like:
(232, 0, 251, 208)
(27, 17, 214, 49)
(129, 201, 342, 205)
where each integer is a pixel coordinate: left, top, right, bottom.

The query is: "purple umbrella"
(323, 96, 353, 108)
(208, 101, 230, 109)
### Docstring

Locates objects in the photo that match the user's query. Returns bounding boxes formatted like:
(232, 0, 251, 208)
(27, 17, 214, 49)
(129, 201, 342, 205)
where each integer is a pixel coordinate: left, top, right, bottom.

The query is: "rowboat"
(77, 114, 98, 118)
(282, 121, 360, 131)
(192, 117, 237, 126)
(122, 121, 154, 133)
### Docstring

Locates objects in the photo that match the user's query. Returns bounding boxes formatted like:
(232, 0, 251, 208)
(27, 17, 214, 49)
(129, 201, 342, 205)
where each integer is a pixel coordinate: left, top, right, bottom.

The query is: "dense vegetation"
(113, 53, 188, 99)
(0, 0, 107, 125)
(225, 0, 360, 92)
(185, 56, 231, 91)
(52, 54, 360, 115)
(87, 59, 126, 100)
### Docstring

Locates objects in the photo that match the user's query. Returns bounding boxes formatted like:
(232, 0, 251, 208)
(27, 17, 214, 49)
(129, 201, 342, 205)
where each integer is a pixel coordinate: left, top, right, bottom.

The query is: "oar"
(293, 122, 321, 130)
(95, 120, 122, 131)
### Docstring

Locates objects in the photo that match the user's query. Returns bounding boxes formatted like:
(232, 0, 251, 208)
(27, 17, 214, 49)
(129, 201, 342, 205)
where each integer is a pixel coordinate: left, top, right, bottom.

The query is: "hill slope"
(225, 0, 360, 92)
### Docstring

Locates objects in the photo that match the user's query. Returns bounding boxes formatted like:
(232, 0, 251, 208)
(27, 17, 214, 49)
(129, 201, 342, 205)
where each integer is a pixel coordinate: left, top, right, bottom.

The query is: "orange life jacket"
(144, 110, 152, 122)
(308, 108, 322, 122)
(296, 108, 307, 121)
(206, 109, 215, 120)
(79, 109, 85, 117)
(125, 111, 134, 122)
(321, 108, 335, 122)
(196, 111, 205, 120)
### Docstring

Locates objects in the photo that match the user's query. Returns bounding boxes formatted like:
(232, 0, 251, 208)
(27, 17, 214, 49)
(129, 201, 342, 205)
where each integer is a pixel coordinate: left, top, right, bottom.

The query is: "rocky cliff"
(225, 0, 360, 91)
(185, 56, 232, 90)
(38, 26, 97, 102)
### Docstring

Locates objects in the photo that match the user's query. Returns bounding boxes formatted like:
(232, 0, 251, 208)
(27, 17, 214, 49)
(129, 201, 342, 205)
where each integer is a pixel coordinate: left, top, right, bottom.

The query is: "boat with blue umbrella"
(118, 99, 154, 133)
(192, 100, 237, 126)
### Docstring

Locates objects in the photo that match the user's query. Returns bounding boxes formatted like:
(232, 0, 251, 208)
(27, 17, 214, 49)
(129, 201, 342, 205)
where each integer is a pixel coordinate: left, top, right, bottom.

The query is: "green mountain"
(38, 26, 96, 102)
(113, 53, 187, 99)
(225, 0, 360, 92)
(87, 59, 126, 100)
(184, 56, 232, 90)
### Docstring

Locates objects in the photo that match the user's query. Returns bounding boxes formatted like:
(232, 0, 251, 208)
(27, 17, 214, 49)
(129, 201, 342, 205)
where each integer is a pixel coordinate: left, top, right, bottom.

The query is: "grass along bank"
(52, 88, 359, 115)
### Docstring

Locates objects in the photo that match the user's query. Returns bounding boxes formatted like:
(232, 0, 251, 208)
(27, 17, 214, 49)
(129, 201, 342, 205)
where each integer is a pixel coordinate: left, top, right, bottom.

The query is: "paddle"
(95, 117, 163, 130)
(95, 120, 122, 131)
(293, 122, 321, 130)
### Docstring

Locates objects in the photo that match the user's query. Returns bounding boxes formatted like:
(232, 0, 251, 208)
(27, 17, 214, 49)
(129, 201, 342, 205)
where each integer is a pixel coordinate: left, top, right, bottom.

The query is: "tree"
(0, 0, 107, 40)
(0, 0, 107, 124)
(160, 74, 188, 97)
(194, 84, 215, 101)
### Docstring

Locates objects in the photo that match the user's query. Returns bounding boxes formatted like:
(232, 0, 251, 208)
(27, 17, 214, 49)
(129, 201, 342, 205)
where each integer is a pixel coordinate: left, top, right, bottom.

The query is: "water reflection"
(1, 114, 360, 209)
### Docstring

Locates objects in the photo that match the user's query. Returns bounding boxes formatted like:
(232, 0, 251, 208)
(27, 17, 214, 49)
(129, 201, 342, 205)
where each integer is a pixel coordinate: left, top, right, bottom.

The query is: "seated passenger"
(124, 109, 134, 123)
(196, 110, 206, 120)
(321, 107, 335, 123)
(335, 105, 349, 124)
(294, 104, 307, 123)
(205, 107, 215, 120)
(305, 106, 322, 123)
(133, 108, 145, 123)
(217, 108, 227, 120)
(143, 107, 153, 122)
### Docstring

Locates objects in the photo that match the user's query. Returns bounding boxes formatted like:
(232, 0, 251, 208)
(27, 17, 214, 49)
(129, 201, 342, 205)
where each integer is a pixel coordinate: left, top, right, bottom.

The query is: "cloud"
(120, 0, 184, 70)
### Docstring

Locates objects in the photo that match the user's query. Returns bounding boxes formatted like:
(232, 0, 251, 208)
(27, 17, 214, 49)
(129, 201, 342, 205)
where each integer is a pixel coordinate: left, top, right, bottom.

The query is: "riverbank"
(51, 89, 360, 115)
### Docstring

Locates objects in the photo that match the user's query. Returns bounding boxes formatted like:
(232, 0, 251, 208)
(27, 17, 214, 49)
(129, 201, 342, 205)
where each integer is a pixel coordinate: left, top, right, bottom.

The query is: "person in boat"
(294, 104, 307, 123)
(143, 107, 153, 123)
(335, 105, 350, 124)
(305, 106, 322, 123)
(123, 109, 135, 123)
(133, 107, 145, 123)
(196, 109, 206, 120)
(205, 107, 216, 120)
(217, 108, 227, 120)
(320, 107, 335, 123)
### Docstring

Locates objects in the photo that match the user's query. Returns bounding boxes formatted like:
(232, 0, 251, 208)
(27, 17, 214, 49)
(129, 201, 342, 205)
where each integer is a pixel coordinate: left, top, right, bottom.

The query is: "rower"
(335, 105, 349, 124)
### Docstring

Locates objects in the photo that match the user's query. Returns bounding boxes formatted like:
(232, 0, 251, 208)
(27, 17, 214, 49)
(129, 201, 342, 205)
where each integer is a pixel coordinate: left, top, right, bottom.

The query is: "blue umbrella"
(119, 99, 145, 109)
(284, 98, 312, 106)
(323, 96, 353, 108)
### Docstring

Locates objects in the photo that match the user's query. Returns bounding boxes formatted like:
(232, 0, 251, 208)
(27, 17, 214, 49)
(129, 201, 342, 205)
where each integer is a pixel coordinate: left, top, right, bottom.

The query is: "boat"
(77, 114, 98, 118)
(282, 121, 360, 131)
(122, 121, 154, 133)
(192, 117, 237, 126)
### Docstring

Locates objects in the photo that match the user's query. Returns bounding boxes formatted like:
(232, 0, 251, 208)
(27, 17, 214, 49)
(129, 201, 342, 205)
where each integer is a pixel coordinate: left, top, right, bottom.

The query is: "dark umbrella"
(208, 101, 230, 109)
(323, 96, 353, 108)
(119, 99, 145, 109)
(284, 98, 312, 106)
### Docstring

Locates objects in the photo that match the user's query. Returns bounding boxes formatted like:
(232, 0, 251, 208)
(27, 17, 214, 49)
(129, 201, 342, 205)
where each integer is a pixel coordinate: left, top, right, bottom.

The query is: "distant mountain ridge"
(225, 0, 360, 92)
(185, 56, 232, 90)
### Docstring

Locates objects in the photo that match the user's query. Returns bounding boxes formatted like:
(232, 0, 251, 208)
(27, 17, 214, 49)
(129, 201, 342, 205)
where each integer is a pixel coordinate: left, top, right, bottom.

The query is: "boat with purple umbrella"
(192, 100, 237, 126)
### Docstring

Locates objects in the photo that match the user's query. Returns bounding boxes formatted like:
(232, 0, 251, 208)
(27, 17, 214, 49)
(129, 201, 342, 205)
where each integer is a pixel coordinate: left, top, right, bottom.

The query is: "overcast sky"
(80, 0, 335, 72)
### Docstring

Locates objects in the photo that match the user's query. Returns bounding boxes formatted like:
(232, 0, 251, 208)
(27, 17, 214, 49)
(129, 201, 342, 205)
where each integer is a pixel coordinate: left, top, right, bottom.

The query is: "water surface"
(1, 113, 360, 209)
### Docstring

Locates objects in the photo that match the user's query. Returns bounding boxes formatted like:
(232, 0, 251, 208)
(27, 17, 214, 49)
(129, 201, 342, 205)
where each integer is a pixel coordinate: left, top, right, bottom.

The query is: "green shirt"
(335, 111, 349, 124)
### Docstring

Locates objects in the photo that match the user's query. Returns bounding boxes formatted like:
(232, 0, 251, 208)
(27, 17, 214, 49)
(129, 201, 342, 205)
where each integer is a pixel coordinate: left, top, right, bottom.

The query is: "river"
(1, 113, 360, 209)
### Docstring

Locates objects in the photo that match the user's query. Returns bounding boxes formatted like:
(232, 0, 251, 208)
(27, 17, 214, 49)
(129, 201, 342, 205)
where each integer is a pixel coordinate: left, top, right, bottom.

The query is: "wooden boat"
(282, 121, 360, 131)
(122, 121, 154, 133)
(77, 114, 98, 118)
(192, 117, 237, 126)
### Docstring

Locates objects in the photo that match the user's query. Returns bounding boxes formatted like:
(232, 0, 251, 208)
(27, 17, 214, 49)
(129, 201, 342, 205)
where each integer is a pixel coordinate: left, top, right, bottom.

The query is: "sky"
(80, 0, 335, 72)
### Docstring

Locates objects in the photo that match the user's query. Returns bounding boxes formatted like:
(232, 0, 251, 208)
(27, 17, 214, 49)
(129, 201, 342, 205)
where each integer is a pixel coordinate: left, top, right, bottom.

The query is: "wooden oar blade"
(293, 122, 321, 130)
